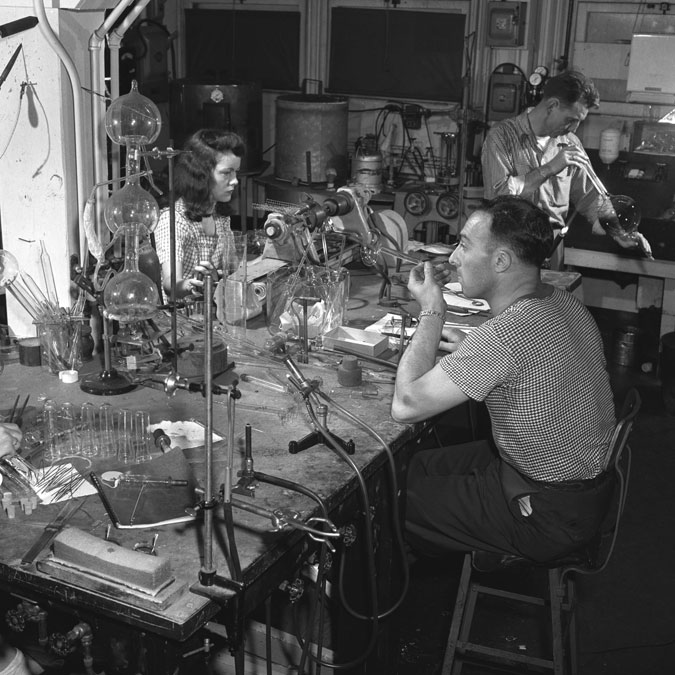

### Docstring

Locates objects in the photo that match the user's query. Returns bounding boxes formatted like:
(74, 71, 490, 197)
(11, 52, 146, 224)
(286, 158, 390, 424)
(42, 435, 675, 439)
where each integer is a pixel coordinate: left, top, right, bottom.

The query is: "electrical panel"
(486, 1, 527, 47)
(487, 65, 526, 122)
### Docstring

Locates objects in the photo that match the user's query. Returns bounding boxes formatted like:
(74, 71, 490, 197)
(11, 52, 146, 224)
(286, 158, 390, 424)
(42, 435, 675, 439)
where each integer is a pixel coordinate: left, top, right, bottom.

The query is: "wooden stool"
(441, 388, 641, 674)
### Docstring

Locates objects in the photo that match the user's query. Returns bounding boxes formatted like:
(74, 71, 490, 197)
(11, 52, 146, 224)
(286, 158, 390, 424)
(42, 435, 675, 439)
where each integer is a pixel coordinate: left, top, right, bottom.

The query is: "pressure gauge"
(528, 72, 544, 87)
(436, 192, 459, 220)
(534, 65, 549, 77)
(403, 190, 430, 216)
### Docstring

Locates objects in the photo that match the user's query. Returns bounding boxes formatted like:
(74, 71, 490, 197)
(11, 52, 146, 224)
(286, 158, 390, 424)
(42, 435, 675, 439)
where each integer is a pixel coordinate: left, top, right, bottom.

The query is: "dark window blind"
(328, 8, 466, 102)
(184, 9, 300, 90)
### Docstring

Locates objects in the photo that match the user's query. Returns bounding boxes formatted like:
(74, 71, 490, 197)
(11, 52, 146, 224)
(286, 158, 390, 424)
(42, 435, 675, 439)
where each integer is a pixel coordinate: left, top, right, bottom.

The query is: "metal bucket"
(274, 94, 349, 184)
(169, 80, 263, 173)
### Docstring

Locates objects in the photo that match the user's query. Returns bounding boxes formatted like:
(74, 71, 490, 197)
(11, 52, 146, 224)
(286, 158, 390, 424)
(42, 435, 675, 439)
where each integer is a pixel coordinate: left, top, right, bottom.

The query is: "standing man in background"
(481, 70, 651, 268)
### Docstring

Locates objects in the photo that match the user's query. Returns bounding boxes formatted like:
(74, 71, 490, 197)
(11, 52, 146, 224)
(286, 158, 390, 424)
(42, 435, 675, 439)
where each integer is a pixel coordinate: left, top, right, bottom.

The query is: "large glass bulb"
(104, 180, 159, 235)
(599, 194, 642, 236)
(103, 224, 159, 322)
(105, 80, 161, 146)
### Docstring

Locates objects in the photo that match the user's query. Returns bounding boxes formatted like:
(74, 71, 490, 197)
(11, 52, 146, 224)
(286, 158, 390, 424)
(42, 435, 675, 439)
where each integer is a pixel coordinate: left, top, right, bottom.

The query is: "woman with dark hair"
(154, 128, 246, 300)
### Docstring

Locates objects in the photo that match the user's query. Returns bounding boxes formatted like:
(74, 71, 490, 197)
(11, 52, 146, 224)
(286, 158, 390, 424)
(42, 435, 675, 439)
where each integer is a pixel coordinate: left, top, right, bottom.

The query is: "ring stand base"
(79, 369, 137, 395)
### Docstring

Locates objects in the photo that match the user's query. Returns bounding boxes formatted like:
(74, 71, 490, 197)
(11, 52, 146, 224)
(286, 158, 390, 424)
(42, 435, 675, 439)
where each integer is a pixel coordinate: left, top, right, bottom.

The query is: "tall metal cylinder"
(169, 80, 263, 173)
(274, 94, 349, 184)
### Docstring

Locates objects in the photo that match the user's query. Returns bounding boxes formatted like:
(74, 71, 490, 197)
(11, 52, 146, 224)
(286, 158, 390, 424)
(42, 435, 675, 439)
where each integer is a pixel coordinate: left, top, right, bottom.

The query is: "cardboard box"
(322, 326, 389, 358)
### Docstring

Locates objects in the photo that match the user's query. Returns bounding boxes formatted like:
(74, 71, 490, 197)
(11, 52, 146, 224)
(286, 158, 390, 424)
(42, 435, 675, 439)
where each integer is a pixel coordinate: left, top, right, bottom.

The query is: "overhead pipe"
(89, 0, 137, 248)
(107, 0, 152, 184)
(33, 0, 89, 279)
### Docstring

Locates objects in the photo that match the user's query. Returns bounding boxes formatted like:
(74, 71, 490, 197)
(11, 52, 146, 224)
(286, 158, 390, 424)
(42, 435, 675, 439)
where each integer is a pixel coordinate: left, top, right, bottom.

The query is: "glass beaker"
(37, 319, 81, 375)
(265, 265, 350, 341)
(220, 232, 248, 327)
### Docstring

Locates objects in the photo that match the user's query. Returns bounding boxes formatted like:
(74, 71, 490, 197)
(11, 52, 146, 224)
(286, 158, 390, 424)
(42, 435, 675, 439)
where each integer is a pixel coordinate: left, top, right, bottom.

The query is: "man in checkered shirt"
(392, 196, 617, 562)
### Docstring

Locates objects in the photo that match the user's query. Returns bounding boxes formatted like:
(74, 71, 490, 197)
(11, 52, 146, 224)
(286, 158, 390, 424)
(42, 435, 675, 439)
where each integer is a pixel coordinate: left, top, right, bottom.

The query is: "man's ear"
(546, 98, 560, 115)
(494, 248, 513, 273)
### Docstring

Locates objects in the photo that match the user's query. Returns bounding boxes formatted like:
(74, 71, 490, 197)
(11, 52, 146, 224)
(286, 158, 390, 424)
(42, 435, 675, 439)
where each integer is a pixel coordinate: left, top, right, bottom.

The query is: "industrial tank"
(274, 94, 348, 184)
(169, 80, 263, 173)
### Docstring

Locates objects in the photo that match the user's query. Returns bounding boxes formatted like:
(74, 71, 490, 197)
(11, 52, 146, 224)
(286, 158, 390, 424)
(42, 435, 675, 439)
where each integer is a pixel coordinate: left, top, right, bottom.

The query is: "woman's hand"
(185, 261, 221, 297)
(0, 422, 22, 458)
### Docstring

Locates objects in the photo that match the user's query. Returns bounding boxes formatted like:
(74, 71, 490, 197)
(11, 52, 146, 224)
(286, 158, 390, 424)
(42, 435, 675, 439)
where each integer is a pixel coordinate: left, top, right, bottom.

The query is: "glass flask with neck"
(102, 81, 161, 322)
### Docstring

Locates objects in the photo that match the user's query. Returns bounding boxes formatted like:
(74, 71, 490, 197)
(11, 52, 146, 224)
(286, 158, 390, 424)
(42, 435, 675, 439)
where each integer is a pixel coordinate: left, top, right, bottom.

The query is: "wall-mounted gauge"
(528, 72, 544, 87)
(403, 190, 430, 216)
(436, 192, 459, 220)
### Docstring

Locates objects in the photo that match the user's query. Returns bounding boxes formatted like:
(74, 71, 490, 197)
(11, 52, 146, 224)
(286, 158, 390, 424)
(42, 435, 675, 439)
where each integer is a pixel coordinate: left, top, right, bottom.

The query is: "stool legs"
(442, 554, 578, 674)
(441, 552, 472, 674)
(549, 567, 565, 675)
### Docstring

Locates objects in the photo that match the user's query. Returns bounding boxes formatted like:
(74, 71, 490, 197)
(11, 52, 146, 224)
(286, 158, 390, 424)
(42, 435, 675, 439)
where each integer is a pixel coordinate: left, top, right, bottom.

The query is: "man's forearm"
(395, 313, 444, 387)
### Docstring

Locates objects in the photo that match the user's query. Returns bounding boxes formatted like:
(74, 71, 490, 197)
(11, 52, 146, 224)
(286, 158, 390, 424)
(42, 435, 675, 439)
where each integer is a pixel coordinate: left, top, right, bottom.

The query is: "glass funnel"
(103, 223, 159, 322)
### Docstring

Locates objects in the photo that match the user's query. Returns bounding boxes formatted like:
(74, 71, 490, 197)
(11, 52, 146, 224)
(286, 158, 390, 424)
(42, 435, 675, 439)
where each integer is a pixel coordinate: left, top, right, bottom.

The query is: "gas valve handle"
(50, 632, 75, 656)
(5, 609, 25, 632)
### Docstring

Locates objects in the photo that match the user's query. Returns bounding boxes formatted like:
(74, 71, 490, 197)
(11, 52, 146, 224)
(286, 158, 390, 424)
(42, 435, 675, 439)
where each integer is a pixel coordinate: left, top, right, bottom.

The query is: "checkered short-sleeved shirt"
(440, 288, 616, 482)
(154, 199, 233, 299)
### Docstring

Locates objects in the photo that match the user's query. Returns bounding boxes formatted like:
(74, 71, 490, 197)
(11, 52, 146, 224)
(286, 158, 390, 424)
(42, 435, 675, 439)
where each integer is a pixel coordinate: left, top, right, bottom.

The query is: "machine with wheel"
(393, 181, 460, 244)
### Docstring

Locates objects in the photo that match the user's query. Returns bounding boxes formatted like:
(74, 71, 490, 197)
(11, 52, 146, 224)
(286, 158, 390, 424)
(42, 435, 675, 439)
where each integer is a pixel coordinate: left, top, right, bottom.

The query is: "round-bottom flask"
(104, 223, 159, 322)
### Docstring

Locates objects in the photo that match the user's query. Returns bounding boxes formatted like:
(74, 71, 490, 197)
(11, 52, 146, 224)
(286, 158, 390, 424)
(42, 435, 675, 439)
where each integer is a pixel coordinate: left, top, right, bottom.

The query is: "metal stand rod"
(200, 272, 216, 584)
(168, 154, 178, 374)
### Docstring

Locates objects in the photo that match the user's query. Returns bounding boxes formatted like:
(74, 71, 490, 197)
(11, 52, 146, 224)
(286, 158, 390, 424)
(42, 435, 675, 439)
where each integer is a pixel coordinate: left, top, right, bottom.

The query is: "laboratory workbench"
(0, 269, 435, 674)
(0, 264, 580, 673)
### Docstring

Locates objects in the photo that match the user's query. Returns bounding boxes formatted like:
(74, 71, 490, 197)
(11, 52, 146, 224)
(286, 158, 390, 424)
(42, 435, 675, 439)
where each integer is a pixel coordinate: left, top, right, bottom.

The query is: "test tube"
(117, 408, 134, 464)
(59, 402, 80, 456)
(41, 399, 60, 464)
(133, 411, 152, 462)
(79, 402, 98, 458)
(98, 403, 115, 457)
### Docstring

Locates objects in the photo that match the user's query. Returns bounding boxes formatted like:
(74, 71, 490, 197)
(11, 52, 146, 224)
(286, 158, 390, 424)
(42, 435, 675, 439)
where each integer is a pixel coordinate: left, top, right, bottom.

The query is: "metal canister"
(274, 94, 349, 184)
(352, 145, 383, 193)
(613, 326, 638, 368)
